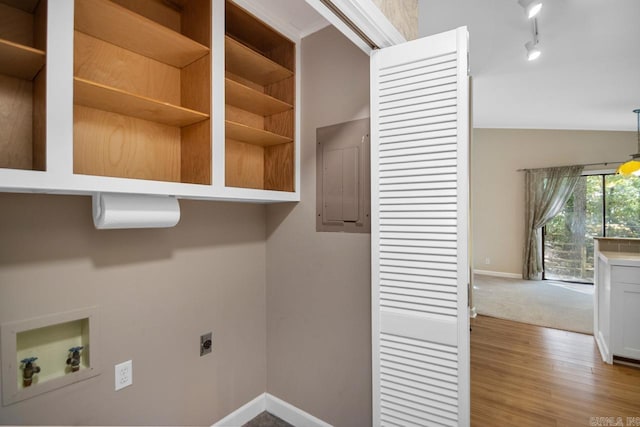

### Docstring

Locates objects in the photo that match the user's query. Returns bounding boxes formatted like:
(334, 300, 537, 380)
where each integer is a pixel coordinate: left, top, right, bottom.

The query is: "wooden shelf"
(225, 36, 293, 86)
(74, 0, 209, 68)
(0, 38, 45, 80)
(225, 120, 292, 147)
(0, 0, 39, 13)
(74, 77, 209, 127)
(226, 78, 292, 116)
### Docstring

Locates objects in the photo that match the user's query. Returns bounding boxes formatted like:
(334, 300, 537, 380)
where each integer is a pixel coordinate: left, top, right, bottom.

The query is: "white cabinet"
(594, 251, 640, 364)
(0, 0, 300, 203)
(611, 266, 640, 360)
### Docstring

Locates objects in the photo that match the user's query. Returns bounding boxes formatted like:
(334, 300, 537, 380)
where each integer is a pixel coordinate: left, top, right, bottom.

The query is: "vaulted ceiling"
(419, 0, 640, 131)
(242, 0, 639, 131)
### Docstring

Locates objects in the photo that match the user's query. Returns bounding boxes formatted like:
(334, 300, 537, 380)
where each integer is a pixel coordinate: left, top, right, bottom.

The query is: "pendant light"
(617, 109, 640, 176)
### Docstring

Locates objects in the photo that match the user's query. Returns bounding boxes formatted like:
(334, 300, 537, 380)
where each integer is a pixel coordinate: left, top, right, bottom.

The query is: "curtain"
(523, 165, 584, 280)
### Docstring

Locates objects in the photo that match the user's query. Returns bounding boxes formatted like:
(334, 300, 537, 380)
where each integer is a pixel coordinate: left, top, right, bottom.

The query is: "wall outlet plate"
(114, 360, 132, 391)
(200, 333, 212, 356)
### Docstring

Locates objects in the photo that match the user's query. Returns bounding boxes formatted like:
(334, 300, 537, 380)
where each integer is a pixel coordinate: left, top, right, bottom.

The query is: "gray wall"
(0, 22, 374, 427)
(0, 194, 267, 425)
(266, 26, 372, 427)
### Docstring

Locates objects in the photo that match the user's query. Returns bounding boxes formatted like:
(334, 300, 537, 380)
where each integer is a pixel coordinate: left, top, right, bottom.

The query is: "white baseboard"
(265, 393, 333, 427)
(474, 269, 522, 279)
(212, 393, 333, 427)
(213, 393, 266, 427)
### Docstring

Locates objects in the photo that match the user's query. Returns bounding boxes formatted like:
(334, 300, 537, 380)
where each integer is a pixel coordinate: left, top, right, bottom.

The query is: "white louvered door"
(371, 27, 470, 427)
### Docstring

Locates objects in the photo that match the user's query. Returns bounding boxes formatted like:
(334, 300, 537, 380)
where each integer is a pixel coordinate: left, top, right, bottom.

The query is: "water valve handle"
(69, 346, 84, 353)
(20, 357, 38, 365)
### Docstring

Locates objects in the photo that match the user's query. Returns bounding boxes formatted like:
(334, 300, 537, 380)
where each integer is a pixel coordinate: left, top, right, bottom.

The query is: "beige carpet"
(473, 274, 594, 334)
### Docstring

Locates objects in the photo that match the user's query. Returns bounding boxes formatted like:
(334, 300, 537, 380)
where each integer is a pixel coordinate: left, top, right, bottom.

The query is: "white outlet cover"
(115, 360, 133, 391)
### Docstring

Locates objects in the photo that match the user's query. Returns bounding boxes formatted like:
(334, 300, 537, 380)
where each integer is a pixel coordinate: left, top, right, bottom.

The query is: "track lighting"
(524, 18, 541, 61)
(518, 0, 542, 19)
(525, 41, 541, 61)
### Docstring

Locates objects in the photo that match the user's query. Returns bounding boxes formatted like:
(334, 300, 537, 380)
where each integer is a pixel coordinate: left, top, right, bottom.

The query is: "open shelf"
(74, 78, 209, 127)
(226, 120, 292, 147)
(226, 78, 292, 116)
(74, 0, 209, 68)
(73, 0, 212, 185)
(0, 38, 45, 80)
(225, 36, 292, 86)
(224, 0, 295, 193)
(0, 0, 39, 13)
(0, 0, 46, 172)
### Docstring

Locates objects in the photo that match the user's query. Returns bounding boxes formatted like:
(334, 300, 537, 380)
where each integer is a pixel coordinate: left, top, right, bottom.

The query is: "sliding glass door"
(543, 174, 640, 283)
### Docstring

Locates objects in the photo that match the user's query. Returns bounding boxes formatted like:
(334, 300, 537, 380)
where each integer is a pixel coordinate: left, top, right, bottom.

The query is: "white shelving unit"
(0, 0, 301, 203)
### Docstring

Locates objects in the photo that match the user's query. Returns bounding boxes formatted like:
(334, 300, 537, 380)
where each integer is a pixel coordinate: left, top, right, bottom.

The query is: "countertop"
(598, 251, 640, 267)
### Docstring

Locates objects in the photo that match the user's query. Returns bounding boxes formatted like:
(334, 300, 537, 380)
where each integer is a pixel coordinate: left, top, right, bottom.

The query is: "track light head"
(525, 41, 541, 61)
(518, 0, 542, 19)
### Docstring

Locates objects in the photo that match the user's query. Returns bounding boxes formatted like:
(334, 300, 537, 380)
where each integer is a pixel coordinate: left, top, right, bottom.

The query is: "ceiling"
(245, 0, 639, 131)
(418, 0, 640, 131)
(240, 0, 329, 39)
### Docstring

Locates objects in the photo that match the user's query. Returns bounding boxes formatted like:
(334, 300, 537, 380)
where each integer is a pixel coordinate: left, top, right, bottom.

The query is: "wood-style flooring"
(471, 315, 640, 426)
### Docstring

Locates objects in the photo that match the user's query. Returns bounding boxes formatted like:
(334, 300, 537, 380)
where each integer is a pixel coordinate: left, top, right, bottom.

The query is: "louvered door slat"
(380, 92, 457, 114)
(381, 210, 457, 219)
(379, 53, 458, 79)
(382, 398, 457, 426)
(380, 138, 458, 153)
(372, 27, 470, 427)
(382, 278, 456, 292)
(381, 114, 458, 133)
(380, 74, 457, 96)
(380, 106, 457, 126)
(380, 196, 457, 206)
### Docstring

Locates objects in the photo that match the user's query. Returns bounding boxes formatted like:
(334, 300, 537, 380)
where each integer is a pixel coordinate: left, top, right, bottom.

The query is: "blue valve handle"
(20, 357, 38, 364)
(69, 346, 84, 352)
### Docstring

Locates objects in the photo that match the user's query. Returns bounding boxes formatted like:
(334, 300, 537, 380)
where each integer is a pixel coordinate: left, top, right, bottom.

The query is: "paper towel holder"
(92, 193, 181, 230)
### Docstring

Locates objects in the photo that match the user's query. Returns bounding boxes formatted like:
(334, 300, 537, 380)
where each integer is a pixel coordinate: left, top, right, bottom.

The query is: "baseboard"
(213, 393, 266, 427)
(266, 393, 333, 427)
(474, 269, 522, 279)
(212, 393, 333, 427)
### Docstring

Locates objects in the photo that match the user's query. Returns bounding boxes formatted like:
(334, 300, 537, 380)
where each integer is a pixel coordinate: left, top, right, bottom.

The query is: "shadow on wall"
(265, 203, 297, 238)
(0, 193, 266, 268)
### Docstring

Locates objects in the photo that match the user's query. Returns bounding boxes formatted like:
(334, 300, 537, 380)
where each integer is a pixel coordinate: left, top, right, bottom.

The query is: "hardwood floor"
(471, 315, 640, 427)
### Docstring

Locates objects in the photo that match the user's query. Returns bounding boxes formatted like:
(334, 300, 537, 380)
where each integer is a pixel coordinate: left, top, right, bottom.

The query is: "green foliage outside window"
(544, 174, 640, 282)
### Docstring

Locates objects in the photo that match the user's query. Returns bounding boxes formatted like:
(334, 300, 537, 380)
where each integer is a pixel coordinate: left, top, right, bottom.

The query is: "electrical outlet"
(200, 332, 213, 356)
(485, 257, 491, 265)
(115, 360, 132, 391)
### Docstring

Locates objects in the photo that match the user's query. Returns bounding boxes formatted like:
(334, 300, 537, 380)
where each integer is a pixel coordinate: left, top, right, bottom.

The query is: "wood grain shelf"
(0, 0, 39, 13)
(74, 77, 209, 127)
(225, 78, 292, 116)
(225, 120, 292, 147)
(225, 36, 293, 86)
(74, 0, 209, 68)
(0, 38, 45, 80)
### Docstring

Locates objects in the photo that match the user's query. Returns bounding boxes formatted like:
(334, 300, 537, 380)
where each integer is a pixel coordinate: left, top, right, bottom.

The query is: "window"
(543, 173, 640, 283)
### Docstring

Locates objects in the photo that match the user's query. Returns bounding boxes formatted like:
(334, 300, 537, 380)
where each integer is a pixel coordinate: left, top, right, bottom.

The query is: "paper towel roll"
(92, 193, 180, 229)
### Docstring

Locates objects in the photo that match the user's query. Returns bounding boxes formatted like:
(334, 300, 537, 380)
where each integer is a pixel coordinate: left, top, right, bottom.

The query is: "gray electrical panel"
(316, 118, 370, 233)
